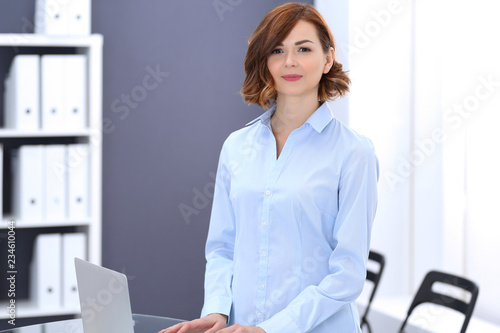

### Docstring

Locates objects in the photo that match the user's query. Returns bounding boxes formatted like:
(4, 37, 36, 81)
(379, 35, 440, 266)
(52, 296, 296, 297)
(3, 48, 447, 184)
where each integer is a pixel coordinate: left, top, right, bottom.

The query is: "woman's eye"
(271, 47, 310, 54)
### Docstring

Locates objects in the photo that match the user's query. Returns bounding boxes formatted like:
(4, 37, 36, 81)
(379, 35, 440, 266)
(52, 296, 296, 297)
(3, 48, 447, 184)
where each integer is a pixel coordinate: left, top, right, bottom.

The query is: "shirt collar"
(305, 102, 334, 133)
(245, 102, 334, 133)
(245, 105, 276, 128)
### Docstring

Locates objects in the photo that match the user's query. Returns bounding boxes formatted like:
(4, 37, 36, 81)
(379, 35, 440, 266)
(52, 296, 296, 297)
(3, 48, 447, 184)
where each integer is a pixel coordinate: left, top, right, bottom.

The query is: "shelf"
(0, 129, 92, 138)
(0, 31, 103, 321)
(0, 218, 90, 229)
(0, 300, 79, 319)
(0, 33, 102, 48)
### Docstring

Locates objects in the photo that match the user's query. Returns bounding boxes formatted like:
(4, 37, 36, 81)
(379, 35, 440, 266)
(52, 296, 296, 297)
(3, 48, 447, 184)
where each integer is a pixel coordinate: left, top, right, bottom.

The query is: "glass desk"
(0, 313, 444, 333)
(0, 314, 184, 333)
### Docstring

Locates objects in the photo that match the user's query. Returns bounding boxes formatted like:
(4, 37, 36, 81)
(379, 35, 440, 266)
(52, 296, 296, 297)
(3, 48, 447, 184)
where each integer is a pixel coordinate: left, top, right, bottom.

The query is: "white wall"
(440, 0, 500, 324)
(315, 0, 349, 124)
(317, 0, 500, 327)
(347, 0, 414, 297)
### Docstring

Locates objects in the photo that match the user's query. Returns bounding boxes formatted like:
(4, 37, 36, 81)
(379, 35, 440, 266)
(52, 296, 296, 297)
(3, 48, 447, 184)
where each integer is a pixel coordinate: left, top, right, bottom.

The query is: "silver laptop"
(75, 258, 135, 333)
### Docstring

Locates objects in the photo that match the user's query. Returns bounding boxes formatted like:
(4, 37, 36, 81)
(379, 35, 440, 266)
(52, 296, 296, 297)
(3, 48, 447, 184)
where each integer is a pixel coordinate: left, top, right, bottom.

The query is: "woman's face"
(267, 20, 332, 101)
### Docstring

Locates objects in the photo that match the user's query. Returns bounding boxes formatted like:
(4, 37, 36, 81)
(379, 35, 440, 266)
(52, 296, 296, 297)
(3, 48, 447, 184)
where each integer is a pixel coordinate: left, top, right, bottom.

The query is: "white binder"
(64, 55, 88, 130)
(41, 55, 65, 130)
(68, 0, 91, 35)
(62, 233, 87, 308)
(3, 55, 40, 130)
(44, 145, 67, 221)
(67, 144, 89, 220)
(12, 145, 44, 222)
(34, 0, 69, 35)
(35, 0, 90, 35)
(30, 233, 62, 308)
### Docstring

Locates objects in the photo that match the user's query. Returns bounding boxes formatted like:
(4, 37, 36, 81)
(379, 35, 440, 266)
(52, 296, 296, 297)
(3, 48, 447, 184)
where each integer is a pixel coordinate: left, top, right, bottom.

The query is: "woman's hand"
(158, 313, 227, 333)
(216, 325, 266, 333)
(157, 314, 266, 333)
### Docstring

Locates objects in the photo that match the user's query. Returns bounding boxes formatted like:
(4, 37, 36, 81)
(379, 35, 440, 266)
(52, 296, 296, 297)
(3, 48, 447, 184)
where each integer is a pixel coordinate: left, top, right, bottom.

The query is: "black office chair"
(398, 270, 479, 333)
(360, 250, 386, 333)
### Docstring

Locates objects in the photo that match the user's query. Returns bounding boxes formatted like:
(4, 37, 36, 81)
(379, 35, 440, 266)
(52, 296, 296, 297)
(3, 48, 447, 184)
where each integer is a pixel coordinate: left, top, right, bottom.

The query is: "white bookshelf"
(0, 34, 100, 48)
(0, 33, 103, 319)
(0, 217, 90, 229)
(0, 129, 91, 138)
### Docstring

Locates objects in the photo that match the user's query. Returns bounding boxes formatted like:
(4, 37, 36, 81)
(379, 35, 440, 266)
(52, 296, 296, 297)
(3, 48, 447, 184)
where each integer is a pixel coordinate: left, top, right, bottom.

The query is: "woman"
(161, 3, 378, 332)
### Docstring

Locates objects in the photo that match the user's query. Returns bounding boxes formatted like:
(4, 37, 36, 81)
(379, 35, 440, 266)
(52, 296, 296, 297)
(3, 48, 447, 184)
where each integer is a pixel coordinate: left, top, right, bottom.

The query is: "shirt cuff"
(200, 296, 232, 319)
(257, 308, 301, 333)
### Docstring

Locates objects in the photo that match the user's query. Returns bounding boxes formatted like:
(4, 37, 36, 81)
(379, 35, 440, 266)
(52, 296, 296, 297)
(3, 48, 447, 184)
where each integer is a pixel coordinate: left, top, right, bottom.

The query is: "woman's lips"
(282, 74, 303, 82)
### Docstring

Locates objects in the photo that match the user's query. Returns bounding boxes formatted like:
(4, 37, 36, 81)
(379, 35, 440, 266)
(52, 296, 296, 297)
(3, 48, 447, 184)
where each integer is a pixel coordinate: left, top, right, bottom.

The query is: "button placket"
(255, 127, 301, 322)
(256, 186, 271, 320)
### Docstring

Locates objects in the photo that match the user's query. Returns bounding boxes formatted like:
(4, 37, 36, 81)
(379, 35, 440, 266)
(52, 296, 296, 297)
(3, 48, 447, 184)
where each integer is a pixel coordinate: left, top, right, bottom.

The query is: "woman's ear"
(323, 47, 335, 74)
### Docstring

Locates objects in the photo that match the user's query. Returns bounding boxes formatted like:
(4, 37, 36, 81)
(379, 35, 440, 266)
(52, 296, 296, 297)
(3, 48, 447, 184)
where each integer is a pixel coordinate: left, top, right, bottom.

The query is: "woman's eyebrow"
(276, 39, 314, 46)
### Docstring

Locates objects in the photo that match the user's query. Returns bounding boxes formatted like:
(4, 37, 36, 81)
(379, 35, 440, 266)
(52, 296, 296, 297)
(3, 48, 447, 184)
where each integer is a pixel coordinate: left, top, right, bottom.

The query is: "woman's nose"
(284, 52, 298, 67)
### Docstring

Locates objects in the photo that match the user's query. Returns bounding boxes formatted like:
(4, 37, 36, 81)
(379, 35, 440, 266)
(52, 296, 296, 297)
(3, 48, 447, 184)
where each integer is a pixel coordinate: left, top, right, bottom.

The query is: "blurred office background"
(0, 0, 499, 331)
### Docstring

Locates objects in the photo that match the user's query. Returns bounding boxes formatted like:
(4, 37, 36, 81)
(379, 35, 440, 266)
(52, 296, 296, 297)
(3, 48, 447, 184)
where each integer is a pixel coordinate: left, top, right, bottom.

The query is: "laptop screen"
(74, 258, 134, 333)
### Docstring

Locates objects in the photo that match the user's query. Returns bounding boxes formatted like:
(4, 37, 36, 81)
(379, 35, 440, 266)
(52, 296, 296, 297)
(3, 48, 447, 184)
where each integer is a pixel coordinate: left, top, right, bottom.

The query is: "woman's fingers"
(158, 315, 224, 333)
(203, 320, 226, 333)
(158, 321, 188, 333)
(158, 321, 199, 333)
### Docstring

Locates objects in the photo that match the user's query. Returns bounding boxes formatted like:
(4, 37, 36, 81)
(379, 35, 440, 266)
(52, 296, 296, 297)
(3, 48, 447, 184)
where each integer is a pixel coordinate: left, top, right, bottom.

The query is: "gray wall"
(96, 0, 309, 320)
(0, 0, 313, 323)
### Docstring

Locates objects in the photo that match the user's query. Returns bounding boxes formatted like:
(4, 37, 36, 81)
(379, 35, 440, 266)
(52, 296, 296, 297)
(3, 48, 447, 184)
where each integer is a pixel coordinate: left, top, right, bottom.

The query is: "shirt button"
(265, 189, 271, 196)
(257, 312, 263, 319)
(259, 283, 265, 289)
(261, 221, 267, 227)
(261, 251, 267, 257)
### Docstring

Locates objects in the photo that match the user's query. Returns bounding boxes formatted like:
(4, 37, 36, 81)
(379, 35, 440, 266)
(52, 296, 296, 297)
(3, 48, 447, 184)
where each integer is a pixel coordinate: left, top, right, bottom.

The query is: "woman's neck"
(271, 94, 320, 133)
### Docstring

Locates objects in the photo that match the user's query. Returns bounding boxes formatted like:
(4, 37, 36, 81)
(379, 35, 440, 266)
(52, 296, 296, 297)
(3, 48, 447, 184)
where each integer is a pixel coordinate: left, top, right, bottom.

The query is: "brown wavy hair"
(240, 3, 350, 108)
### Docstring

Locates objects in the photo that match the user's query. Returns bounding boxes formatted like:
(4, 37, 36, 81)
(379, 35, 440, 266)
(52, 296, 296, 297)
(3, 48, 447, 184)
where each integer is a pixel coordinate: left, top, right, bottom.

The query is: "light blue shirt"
(201, 102, 379, 332)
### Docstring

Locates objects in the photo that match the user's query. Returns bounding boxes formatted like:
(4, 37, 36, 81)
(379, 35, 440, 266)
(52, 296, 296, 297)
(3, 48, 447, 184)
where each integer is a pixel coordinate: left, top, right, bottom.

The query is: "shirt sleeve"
(200, 140, 236, 319)
(258, 138, 379, 333)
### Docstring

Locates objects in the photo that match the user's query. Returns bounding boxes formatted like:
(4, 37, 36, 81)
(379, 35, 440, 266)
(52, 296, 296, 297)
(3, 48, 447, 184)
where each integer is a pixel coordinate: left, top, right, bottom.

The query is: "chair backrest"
(399, 270, 479, 333)
(360, 250, 386, 331)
